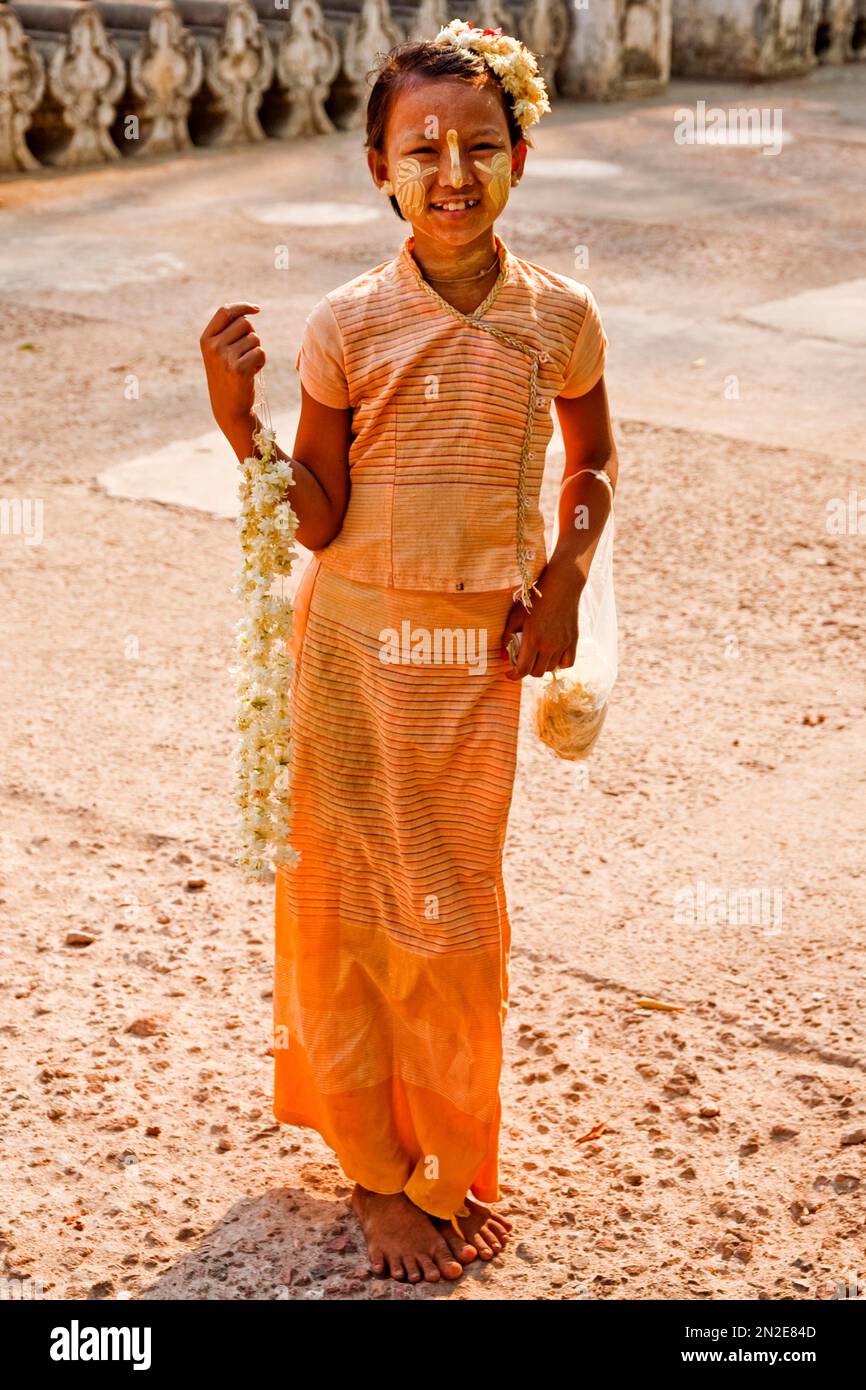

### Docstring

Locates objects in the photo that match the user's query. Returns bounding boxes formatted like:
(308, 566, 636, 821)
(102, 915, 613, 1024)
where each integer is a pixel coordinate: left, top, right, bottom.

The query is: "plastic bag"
(513, 482, 618, 760)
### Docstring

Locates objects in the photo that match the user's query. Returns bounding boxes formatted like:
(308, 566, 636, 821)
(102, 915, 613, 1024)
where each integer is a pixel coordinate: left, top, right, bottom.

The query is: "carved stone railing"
(7, 0, 125, 166)
(390, 0, 449, 42)
(173, 0, 273, 145)
(251, 0, 340, 137)
(814, 0, 866, 62)
(19, 0, 860, 178)
(92, 0, 202, 156)
(516, 0, 572, 97)
(321, 0, 402, 129)
(0, 2, 46, 171)
(363, 1, 571, 102)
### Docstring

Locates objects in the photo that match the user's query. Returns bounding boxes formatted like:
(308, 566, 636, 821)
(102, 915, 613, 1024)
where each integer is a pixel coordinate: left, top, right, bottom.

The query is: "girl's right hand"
(199, 302, 264, 433)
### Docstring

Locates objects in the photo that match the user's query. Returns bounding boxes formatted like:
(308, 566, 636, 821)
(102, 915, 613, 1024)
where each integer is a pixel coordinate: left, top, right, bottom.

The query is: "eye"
(409, 147, 438, 155)
(473, 144, 501, 151)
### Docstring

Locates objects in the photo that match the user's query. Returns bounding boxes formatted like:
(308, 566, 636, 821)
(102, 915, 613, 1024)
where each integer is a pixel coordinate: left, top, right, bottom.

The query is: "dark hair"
(365, 40, 531, 221)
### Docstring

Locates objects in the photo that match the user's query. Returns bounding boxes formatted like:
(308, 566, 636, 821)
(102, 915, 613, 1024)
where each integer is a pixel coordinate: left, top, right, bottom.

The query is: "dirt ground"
(1, 66, 864, 1301)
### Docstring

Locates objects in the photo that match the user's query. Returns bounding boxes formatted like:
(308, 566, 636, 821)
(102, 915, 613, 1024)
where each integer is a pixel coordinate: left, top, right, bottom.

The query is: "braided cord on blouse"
(407, 252, 545, 610)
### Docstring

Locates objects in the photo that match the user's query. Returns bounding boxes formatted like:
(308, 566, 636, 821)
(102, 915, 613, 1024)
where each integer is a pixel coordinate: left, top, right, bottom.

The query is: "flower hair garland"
(433, 18, 551, 135)
(231, 372, 301, 876)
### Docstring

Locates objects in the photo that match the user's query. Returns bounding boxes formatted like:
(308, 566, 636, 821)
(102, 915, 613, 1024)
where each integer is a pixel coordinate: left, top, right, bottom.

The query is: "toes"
(487, 1219, 509, 1241)
(388, 1254, 406, 1280)
(481, 1223, 503, 1252)
(404, 1257, 423, 1284)
(441, 1226, 477, 1264)
(369, 1248, 386, 1276)
(466, 1200, 513, 1234)
(432, 1237, 464, 1280)
(418, 1255, 441, 1283)
(472, 1232, 494, 1260)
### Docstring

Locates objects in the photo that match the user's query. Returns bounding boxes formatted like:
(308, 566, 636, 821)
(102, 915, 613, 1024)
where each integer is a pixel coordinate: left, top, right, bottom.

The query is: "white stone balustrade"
(0, 2, 46, 171)
(251, 0, 340, 137)
(6, 0, 862, 179)
(7, 0, 125, 166)
(173, 0, 273, 146)
(93, 0, 203, 156)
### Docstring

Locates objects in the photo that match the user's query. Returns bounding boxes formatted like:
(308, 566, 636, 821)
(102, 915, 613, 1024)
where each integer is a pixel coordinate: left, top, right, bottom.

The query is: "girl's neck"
(408, 228, 502, 314)
(409, 225, 498, 272)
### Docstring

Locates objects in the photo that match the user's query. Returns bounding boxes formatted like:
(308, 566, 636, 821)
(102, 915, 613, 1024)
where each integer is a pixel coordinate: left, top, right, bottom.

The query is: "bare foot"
(350, 1186, 464, 1283)
(436, 1197, 514, 1265)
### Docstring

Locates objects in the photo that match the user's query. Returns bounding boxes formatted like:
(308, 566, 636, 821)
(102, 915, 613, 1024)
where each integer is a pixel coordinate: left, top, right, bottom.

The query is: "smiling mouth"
(430, 197, 480, 211)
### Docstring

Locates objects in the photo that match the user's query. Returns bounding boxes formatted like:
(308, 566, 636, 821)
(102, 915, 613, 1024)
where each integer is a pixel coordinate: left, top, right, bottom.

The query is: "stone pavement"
(1, 65, 864, 1302)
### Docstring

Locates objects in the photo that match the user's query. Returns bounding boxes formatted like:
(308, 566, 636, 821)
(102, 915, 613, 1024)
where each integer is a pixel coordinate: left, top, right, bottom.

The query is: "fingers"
(200, 304, 266, 380)
(506, 633, 536, 682)
(219, 315, 260, 349)
(539, 649, 570, 676)
(500, 600, 525, 644)
(502, 603, 526, 681)
(202, 302, 260, 343)
(234, 343, 266, 375)
(506, 635, 567, 682)
(213, 313, 263, 369)
(530, 648, 549, 679)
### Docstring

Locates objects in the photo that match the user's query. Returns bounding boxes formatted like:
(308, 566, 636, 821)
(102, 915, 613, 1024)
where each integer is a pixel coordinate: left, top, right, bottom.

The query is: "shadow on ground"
(138, 1186, 486, 1300)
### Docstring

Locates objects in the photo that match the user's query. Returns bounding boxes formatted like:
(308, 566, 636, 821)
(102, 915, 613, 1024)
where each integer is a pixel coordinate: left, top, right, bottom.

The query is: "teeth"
(433, 198, 479, 210)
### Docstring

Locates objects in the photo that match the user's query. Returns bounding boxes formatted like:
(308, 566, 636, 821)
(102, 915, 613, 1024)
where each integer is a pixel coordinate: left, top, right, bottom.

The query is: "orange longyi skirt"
(274, 557, 522, 1222)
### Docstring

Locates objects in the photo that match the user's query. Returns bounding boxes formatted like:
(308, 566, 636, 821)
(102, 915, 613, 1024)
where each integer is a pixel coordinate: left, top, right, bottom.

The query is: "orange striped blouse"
(294, 231, 607, 593)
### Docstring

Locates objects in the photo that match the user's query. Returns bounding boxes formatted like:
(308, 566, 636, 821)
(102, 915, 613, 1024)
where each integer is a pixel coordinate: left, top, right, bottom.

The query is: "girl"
(200, 20, 617, 1286)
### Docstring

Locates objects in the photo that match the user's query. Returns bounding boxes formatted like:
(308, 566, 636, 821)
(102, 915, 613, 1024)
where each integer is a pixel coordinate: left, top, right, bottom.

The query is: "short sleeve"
(558, 286, 608, 398)
(294, 296, 350, 409)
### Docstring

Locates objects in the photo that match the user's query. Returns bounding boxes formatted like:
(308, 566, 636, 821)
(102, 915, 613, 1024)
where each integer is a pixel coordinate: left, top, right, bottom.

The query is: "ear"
(511, 139, 528, 182)
(367, 148, 388, 188)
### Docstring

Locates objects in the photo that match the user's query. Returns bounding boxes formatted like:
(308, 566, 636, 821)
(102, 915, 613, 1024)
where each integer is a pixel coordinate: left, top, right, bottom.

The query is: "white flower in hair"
(433, 18, 552, 135)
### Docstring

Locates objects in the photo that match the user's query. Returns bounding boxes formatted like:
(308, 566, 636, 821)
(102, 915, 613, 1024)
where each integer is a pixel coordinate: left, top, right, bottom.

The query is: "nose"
(443, 128, 466, 189)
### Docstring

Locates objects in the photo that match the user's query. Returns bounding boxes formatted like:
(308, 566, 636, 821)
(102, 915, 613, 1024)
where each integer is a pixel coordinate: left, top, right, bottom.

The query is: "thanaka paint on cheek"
(393, 155, 439, 220)
(472, 151, 512, 216)
(445, 129, 466, 188)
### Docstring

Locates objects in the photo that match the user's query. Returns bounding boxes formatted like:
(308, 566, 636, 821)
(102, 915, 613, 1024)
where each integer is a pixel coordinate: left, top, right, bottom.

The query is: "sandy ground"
(1, 66, 865, 1302)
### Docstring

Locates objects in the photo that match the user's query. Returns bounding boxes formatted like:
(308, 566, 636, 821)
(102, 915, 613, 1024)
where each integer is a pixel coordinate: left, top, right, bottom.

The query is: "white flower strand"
(231, 372, 301, 875)
(433, 19, 552, 135)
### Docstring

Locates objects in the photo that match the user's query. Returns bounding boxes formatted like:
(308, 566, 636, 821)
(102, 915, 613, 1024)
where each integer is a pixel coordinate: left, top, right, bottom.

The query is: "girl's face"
(371, 76, 527, 247)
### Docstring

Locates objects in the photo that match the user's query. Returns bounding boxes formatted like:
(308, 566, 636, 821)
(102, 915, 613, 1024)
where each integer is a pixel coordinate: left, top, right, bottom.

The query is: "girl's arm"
(200, 302, 351, 550)
(222, 388, 352, 551)
(502, 375, 617, 681)
(548, 375, 618, 588)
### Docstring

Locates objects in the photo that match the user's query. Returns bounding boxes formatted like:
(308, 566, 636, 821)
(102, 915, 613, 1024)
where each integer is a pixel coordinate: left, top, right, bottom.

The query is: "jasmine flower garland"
(231, 373, 301, 875)
(433, 19, 552, 135)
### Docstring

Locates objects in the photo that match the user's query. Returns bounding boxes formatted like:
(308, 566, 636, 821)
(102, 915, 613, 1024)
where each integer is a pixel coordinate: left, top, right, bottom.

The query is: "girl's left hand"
(501, 560, 582, 682)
